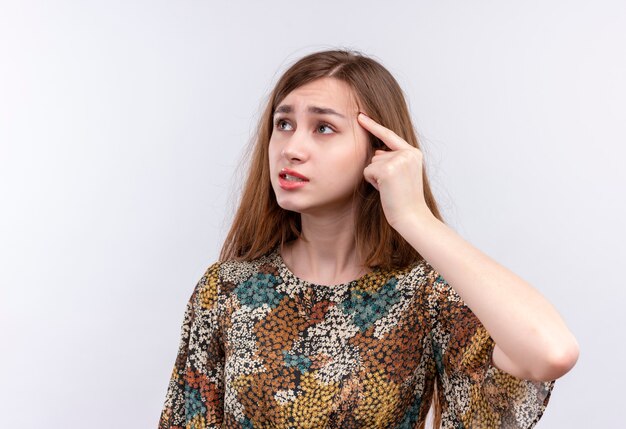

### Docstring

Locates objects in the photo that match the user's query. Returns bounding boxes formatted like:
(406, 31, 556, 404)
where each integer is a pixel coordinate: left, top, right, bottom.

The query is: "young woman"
(158, 49, 579, 429)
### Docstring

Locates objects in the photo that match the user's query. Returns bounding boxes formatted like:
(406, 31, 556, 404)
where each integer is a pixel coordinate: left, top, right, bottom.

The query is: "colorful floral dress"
(158, 246, 554, 428)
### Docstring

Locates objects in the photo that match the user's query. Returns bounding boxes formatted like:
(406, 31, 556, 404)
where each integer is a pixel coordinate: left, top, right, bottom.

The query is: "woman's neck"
(280, 211, 371, 285)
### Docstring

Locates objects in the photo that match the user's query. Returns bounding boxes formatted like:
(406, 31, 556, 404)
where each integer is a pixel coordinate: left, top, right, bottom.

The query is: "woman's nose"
(281, 130, 309, 162)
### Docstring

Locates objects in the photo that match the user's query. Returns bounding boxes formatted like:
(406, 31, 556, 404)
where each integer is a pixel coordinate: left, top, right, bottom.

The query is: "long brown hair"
(219, 48, 444, 427)
(220, 49, 447, 268)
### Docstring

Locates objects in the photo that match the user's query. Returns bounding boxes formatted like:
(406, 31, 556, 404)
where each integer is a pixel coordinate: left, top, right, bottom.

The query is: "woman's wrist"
(390, 209, 438, 237)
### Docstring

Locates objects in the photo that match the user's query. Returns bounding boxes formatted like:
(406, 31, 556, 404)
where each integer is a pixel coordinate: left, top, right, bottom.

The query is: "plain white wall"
(1, 0, 624, 427)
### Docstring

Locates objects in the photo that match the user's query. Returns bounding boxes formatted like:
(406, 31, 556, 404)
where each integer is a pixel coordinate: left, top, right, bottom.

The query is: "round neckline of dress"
(273, 246, 380, 289)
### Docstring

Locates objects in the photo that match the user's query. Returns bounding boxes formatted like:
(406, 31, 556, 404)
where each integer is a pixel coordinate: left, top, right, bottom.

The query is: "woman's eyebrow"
(273, 105, 346, 119)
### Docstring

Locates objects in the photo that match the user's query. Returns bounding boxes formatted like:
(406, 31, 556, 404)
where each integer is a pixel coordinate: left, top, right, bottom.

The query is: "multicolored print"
(159, 247, 554, 428)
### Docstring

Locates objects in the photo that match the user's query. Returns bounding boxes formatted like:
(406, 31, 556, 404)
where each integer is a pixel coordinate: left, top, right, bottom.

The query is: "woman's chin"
(276, 201, 305, 213)
(278, 203, 303, 214)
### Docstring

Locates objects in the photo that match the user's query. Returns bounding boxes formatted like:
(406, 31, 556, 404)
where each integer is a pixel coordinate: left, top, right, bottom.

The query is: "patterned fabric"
(158, 246, 554, 428)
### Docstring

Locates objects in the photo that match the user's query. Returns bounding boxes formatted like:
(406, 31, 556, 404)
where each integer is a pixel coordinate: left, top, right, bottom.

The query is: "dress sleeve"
(158, 262, 225, 429)
(426, 268, 555, 429)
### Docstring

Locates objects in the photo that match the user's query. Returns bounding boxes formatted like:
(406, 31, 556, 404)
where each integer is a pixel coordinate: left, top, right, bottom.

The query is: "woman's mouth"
(278, 168, 309, 189)
(282, 173, 306, 182)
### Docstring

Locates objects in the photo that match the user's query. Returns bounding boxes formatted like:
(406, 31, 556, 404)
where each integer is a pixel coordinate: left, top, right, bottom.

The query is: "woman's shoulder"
(190, 247, 281, 308)
(398, 258, 458, 311)
(396, 257, 439, 287)
(201, 246, 282, 286)
(405, 258, 452, 292)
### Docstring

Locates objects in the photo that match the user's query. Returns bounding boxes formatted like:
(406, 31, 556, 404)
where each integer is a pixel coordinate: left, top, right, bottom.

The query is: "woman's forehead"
(279, 78, 358, 115)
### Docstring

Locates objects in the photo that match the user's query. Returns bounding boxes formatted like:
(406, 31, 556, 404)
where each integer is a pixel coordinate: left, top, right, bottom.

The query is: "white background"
(1, 1, 624, 427)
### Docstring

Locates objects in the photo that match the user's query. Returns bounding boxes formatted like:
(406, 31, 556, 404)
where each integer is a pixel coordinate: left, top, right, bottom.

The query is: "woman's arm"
(395, 212, 579, 382)
(358, 112, 579, 382)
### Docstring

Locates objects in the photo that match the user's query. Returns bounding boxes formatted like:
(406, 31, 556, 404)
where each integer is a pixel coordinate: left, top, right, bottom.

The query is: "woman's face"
(268, 77, 370, 217)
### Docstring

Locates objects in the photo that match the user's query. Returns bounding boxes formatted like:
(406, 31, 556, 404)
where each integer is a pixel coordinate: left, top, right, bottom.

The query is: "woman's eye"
(274, 119, 334, 134)
(317, 123, 334, 134)
(275, 119, 292, 131)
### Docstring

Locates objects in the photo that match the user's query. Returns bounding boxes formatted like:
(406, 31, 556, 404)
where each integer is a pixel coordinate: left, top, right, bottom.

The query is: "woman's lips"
(278, 168, 309, 190)
(280, 168, 309, 181)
